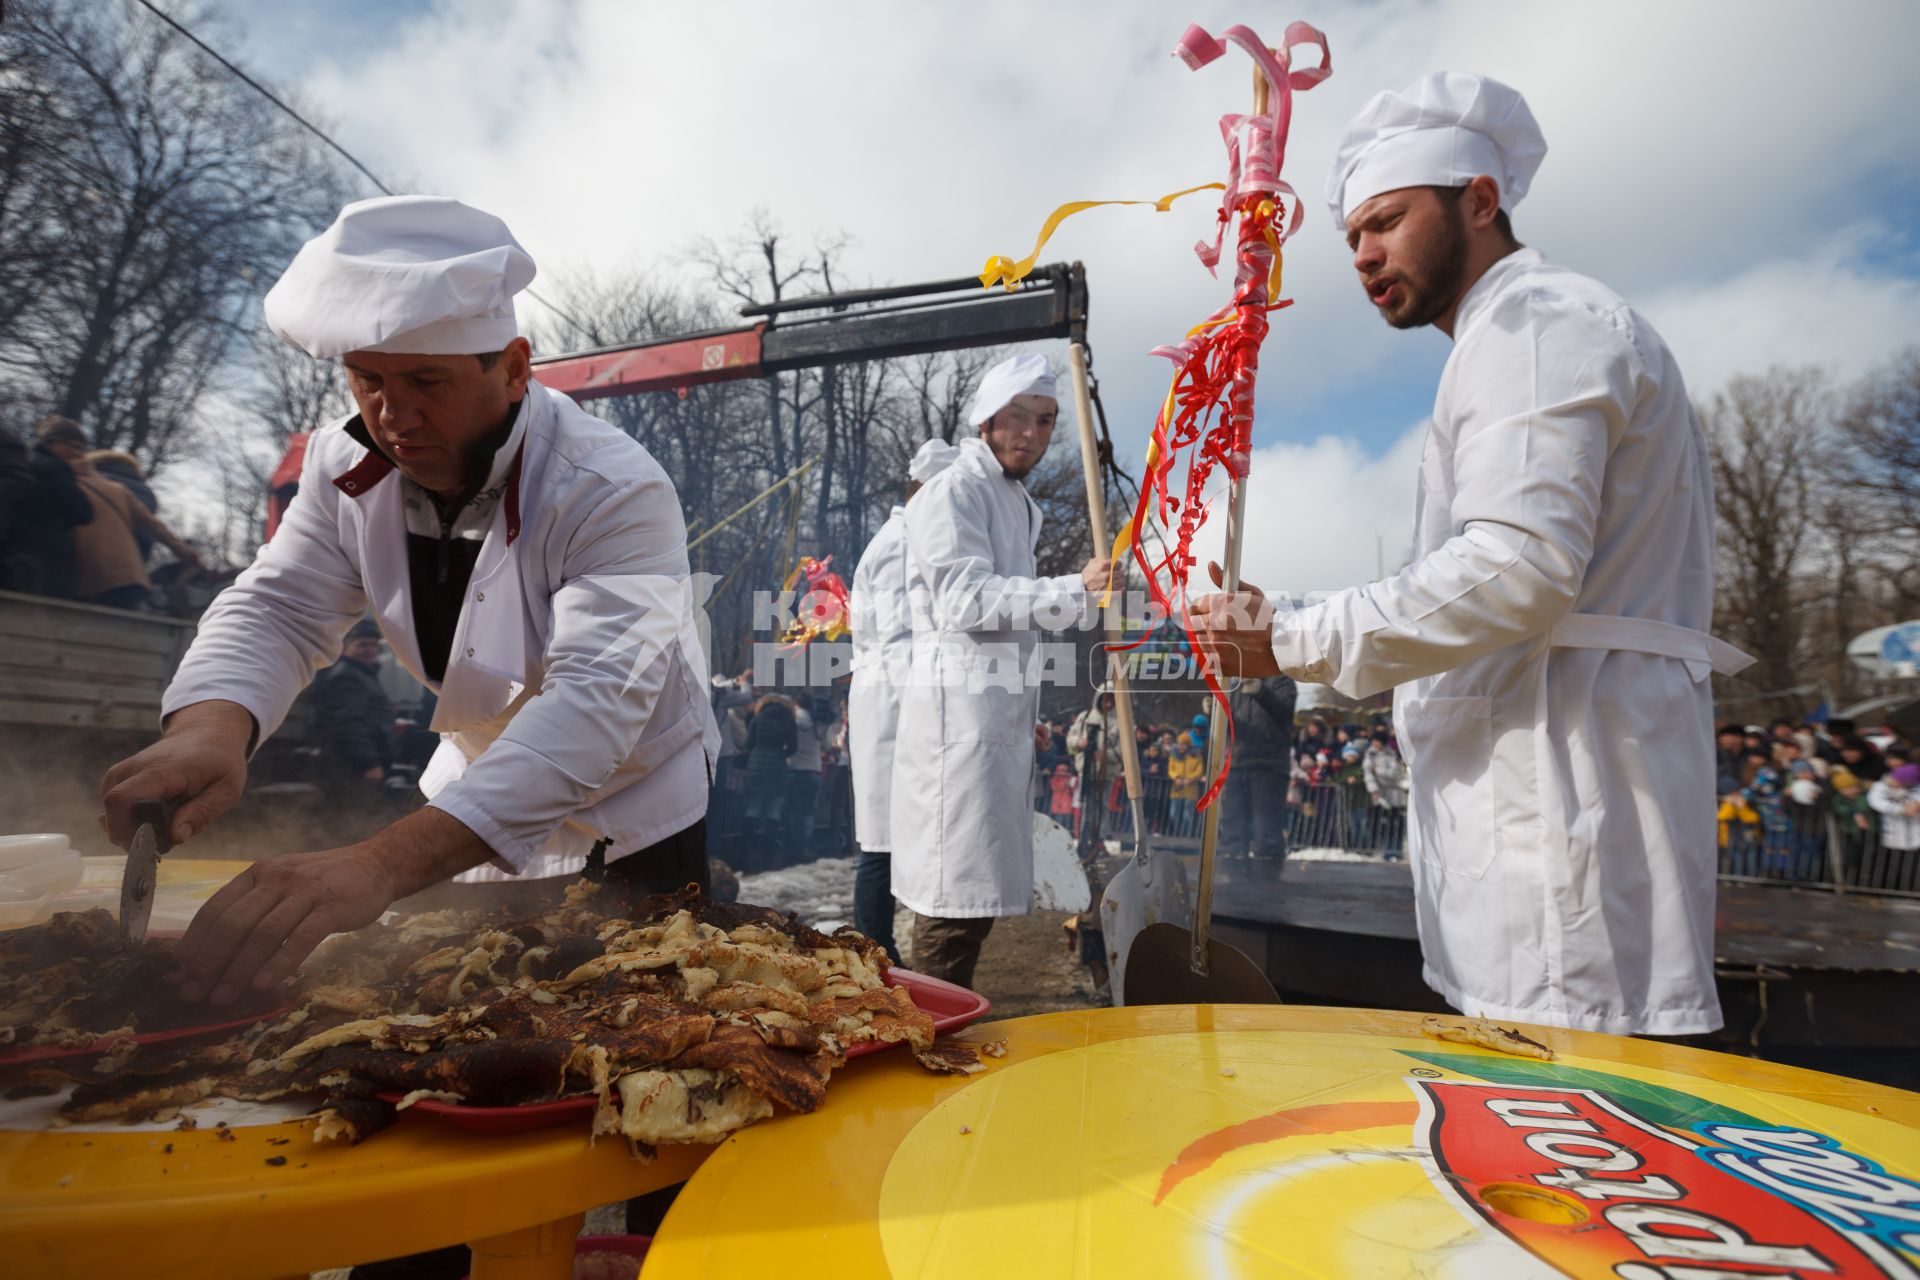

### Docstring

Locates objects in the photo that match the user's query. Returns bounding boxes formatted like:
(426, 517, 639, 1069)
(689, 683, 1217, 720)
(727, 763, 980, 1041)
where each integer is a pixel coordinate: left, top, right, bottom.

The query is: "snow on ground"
(739, 844, 1391, 938)
(736, 856, 859, 932)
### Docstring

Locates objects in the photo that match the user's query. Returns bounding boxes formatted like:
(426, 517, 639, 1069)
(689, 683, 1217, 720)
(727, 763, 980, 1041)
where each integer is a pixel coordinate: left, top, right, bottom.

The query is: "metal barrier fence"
(1034, 773, 1409, 859)
(1039, 767, 1920, 899)
(1716, 800, 1920, 896)
(705, 754, 1919, 900)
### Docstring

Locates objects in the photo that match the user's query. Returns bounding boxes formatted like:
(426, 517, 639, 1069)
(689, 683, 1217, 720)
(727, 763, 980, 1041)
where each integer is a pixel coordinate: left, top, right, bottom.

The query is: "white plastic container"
(0, 834, 72, 871)
(0, 834, 83, 911)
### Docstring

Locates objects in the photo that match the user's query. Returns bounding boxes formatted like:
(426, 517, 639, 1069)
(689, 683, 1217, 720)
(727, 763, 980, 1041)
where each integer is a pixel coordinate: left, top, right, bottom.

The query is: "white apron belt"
(1548, 613, 1755, 682)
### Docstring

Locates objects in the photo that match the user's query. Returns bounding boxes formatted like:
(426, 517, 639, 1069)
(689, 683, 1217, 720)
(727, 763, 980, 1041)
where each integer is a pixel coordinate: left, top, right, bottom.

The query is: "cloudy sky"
(205, 0, 1920, 594)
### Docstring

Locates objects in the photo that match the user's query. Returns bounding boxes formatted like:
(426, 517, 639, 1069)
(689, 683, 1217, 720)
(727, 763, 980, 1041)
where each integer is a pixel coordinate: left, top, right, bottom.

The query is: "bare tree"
(1703, 367, 1830, 706)
(1833, 347, 1920, 541)
(0, 0, 351, 468)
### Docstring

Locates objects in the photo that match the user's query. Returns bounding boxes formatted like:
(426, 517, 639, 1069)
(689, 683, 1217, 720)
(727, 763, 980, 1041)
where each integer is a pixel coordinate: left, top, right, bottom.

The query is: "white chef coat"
(890, 439, 1086, 917)
(848, 506, 912, 850)
(1267, 248, 1751, 1035)
(164, 380, 720, 881)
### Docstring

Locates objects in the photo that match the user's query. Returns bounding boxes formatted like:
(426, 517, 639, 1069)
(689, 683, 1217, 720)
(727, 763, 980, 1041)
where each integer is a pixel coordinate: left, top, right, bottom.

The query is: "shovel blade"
(1098, 849, 1190, 1006)
(1122, 921, 1280, 1006)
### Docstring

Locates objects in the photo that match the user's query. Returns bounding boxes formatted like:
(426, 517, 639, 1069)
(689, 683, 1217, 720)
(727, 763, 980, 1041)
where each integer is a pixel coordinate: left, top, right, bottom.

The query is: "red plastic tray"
(0, 1001, 297, 1069)
(0, 929, 295, 1068)
(387, 967, 993, 1136)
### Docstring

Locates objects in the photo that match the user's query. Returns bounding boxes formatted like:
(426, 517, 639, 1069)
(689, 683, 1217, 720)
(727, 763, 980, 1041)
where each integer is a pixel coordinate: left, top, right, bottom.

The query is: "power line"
(124, 0, 590, 335)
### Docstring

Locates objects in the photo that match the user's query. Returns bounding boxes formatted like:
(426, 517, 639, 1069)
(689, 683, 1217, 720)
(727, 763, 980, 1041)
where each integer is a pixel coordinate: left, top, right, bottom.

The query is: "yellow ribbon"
(978, 183, 1226, 292)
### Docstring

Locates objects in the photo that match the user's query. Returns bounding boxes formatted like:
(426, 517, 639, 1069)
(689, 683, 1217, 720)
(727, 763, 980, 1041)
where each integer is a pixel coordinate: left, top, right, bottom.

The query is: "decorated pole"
(977, 18, 1329, 991)
(1187, 55, 1273, 978)
(1067, 344, 1153, 867)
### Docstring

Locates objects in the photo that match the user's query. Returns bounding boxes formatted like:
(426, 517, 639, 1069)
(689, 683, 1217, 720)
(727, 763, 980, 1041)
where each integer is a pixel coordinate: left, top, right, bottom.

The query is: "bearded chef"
(846, 439, 962, 964)
(1194, 74, 1752, 1036)
(890, 355, 1110, 989)
(100, 196, 718, 1007)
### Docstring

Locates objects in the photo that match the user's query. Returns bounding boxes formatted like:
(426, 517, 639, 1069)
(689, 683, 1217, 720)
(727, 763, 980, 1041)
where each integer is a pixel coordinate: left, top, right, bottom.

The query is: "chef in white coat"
(1193, 74, 1751, 1035)
(846, 439, 961, 963)
(100, 196, 718, 1006)
(890, 354, 1110, 988)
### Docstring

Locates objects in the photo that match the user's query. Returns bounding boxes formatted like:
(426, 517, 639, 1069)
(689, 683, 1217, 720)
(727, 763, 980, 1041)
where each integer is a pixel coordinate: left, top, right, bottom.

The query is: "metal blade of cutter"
(119, 799, 173, 949)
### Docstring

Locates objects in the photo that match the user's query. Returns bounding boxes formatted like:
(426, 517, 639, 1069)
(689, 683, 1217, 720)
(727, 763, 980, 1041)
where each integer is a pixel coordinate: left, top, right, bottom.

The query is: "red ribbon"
(1116, 20, 1331, 811)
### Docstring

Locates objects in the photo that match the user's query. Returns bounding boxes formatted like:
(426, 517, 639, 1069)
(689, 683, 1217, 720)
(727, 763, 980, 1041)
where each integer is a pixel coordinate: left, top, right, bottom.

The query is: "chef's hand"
(173, 846, 397, 1006)
(1081, 556, 1116, 596)
(100, 699, 255, 847)
(1189, 561, 1282, 679)
(174, 807, 494, 1005)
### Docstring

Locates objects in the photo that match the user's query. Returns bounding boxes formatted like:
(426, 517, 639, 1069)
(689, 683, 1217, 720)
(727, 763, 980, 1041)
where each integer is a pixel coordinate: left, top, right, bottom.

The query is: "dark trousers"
(784, 769, 822, 858)
(1220, 764, 1289, 860)
(910, 912, 995, 989)
(854, 849, 902, 964)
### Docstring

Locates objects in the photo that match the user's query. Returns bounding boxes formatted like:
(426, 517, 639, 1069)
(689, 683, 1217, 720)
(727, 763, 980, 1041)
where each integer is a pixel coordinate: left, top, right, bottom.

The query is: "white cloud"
(1639, 225, 1920, 397)
(224, 0, 1920, 460)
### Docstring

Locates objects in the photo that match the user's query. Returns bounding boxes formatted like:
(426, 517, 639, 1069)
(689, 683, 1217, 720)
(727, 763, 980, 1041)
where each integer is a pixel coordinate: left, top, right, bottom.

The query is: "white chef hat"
(908, 438, 962, 482)
(1325, 72, 1546, 227)
(967, 353, 1057, 427)
(264, 195, 536, 358)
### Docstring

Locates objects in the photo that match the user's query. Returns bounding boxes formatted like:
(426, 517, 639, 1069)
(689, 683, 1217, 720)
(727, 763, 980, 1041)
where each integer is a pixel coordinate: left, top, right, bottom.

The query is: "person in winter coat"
(69, 450, 201, 610)
(0, 423, 39, 590)
(784, 700, 825, 858)
(1191, 74, 1753, 1035)
(1166, 733, 1205, 837)
(12, 417, 96, 598)
(1047, 762, 1077, 829)
(86, 450, 161, 557)
(741, 695, 798, 858)
(1715, 723, 1747, 798)
(1868, 763, 1920, 859)
(888, 353, 1108, 989)
(1334, 741, 1371, 848)
(1363, 728, 1409, 859)
(1828, 766, 1873, 881)
(316, 618, 396, 784)
(1219, 675, 1296, 860)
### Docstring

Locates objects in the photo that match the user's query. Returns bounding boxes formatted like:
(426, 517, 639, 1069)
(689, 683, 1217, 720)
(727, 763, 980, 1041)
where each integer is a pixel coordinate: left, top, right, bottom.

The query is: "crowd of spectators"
(1030, 693, 1916, 890)
(0, 415, 200, 610)
(1035, 684, 1411, 863)
(1715, 716, 1919, 882)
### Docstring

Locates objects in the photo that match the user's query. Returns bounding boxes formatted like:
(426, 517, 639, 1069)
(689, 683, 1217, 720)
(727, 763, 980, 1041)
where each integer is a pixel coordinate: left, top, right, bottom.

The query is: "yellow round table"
(3, 858, 718, 1278)
(642, 1006, 1920, 1279)
(0, 1105, 710, 1278)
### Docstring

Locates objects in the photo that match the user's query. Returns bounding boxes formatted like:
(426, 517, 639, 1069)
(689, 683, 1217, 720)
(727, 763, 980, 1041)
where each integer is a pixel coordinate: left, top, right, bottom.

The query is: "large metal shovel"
(1067, 343, 1190, 1005)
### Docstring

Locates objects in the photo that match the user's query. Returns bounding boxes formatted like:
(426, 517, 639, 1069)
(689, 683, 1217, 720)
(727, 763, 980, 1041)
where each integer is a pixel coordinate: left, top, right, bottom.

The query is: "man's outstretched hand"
(172, 846, 398, 1007)
(172, 807, 494, 1006)
(1189, 560, 1282, 679)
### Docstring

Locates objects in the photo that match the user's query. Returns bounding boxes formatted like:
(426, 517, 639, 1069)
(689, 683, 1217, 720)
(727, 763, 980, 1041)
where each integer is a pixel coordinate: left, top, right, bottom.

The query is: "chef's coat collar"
(331, 396, 530, 543)
(1448, 246, 1542, 342)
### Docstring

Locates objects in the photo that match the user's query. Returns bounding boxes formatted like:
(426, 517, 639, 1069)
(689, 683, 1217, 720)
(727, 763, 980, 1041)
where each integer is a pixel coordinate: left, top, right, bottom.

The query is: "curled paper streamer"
(973, 20, 1330, 809)
(977, 184, 1223, 292)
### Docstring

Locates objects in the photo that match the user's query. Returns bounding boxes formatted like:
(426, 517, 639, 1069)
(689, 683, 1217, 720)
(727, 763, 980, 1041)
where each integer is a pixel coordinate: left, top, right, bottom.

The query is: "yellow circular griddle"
(644, 1005, 1920, 1279)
